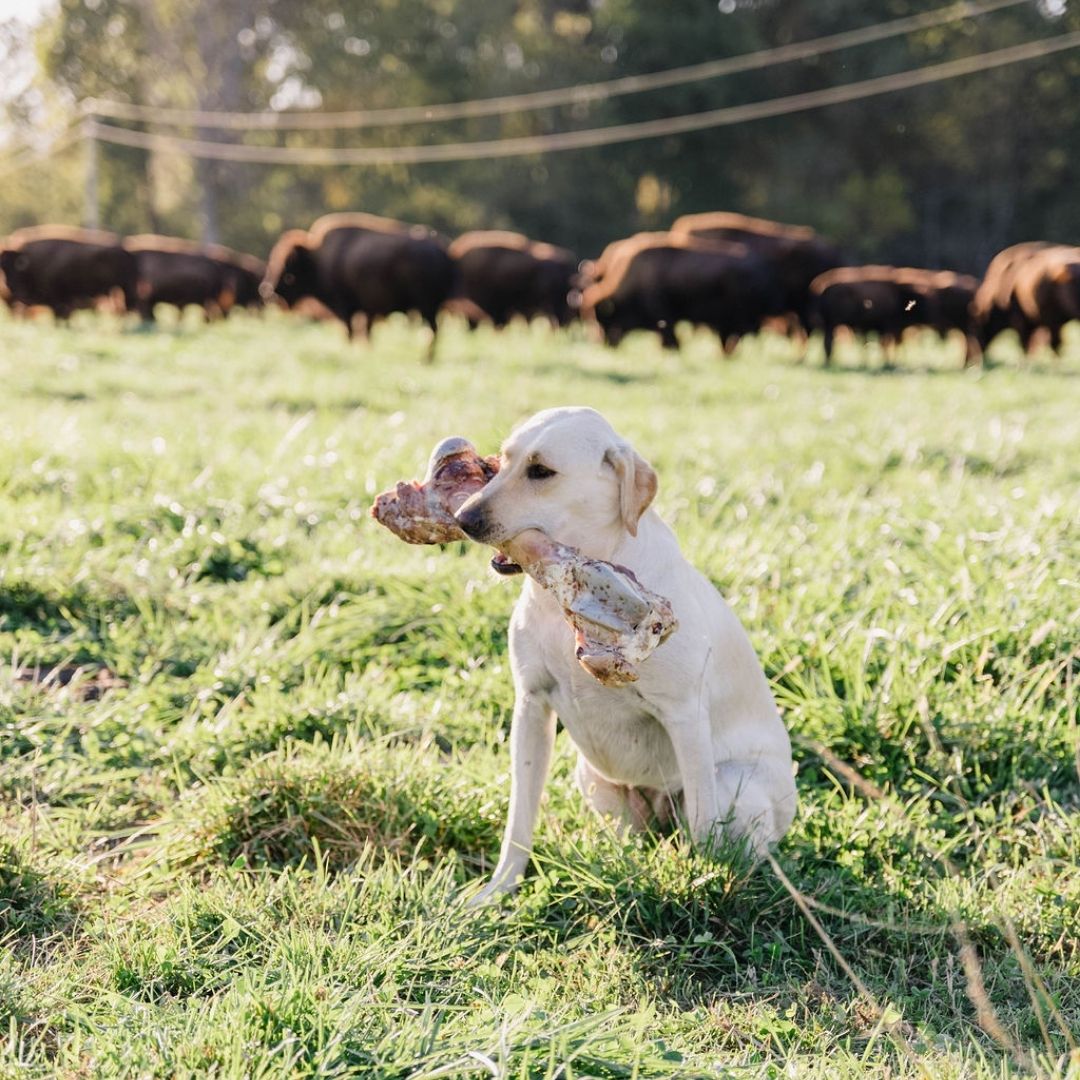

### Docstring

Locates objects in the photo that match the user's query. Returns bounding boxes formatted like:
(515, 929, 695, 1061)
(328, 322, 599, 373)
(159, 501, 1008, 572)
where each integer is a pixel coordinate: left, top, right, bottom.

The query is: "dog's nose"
(455, 504, 489, 540)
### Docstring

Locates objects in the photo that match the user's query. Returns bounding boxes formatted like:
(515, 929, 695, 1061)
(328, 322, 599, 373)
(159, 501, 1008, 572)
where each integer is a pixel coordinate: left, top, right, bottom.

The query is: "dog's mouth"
(490, 552, 523, 576)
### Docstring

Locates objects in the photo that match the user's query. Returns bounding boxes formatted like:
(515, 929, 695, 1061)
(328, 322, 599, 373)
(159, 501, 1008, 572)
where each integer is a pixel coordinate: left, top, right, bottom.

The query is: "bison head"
(0, 249, 32, 303)
(262, 230, 316, 307)
(1052, 259, 1080, 319)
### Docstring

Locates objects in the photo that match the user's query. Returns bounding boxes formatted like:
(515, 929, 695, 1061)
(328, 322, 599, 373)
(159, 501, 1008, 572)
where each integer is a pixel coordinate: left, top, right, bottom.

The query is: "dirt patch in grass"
(0, 841, 78, 941)
(13, 663, 126, 701)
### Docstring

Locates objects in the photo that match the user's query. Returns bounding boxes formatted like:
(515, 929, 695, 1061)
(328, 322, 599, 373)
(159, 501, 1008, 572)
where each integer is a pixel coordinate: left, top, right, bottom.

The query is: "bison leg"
(821, 325, 835, 366)
(347, 312, 369, 342)
(1047, 323, 1063, 357)
(121, 284, 138, 315)
(602, 322, 625, 347)
(963, 334, 983, 369)
(881, 334, 898, 369)
(422, 309, 439, 364)
(657, 320, 678, 350)
(1023, 326, 1047, 359)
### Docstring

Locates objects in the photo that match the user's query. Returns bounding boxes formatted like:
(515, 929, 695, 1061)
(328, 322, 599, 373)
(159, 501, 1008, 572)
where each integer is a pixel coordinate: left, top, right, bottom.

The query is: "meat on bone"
(370, 437, 678, 685)
(499, 528, 676, 686)
(370, 436, 499, 545)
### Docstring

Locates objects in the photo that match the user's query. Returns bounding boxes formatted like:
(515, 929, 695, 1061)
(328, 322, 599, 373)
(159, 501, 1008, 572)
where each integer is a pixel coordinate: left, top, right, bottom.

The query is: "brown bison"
(447, 231, 578, 327)
(1010, 245, 1080, 355)
(263, 213, 454, 352)
(0, 225, 137, 319)
(670, 212, 846, 333)
(124, 235, 265, 322)
(579, 231, 748, 292)
(579, 234, 783, 350)
(971, 242, 1054, 355)
(809, 266, 979, 365)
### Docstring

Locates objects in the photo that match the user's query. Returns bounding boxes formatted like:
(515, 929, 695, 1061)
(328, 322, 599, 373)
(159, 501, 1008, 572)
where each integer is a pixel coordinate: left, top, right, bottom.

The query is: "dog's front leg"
(468, 691, 556, 905)
(666, 709, 721, 844)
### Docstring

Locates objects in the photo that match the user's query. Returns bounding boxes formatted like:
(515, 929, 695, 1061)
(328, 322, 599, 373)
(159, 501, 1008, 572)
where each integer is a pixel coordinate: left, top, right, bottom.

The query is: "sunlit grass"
(0, 310, 1078, 1077)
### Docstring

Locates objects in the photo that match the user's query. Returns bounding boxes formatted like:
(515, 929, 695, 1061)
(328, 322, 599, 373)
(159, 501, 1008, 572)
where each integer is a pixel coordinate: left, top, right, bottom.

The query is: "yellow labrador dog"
(455, 407, 796, 902)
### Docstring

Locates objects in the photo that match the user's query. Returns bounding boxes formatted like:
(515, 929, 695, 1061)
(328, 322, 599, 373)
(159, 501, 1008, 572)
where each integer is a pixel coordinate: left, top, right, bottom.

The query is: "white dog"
(455, 407, 796, 902)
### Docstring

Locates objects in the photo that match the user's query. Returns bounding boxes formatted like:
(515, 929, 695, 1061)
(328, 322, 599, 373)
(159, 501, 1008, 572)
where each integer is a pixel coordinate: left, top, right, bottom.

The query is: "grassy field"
(0, 310, 1078, 1078)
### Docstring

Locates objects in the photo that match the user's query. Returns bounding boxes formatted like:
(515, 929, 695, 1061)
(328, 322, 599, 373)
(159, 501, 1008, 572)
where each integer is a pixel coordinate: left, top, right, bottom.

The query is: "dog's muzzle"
(454, 504, 490, 540)
(455, 506, 523, 574)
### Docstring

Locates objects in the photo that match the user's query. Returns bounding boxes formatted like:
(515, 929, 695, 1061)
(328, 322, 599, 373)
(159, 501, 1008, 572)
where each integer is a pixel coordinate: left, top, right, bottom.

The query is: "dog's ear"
(604, 442, 657, 537)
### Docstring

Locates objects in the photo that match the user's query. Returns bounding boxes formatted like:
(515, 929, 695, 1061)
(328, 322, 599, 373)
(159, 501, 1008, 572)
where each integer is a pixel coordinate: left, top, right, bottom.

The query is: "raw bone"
(370, 438, 678, 685)
(501, 529, 677, 686)
(370, 436, 499, 545)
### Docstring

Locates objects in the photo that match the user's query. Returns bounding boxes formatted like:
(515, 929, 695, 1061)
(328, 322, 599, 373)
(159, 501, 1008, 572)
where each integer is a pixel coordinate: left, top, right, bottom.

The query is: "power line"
(80, 0, 1027, 131)
(83, 32, 1080, 167)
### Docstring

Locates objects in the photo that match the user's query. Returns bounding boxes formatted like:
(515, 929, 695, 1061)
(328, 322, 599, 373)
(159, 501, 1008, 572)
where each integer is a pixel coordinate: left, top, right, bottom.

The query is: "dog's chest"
(554, 679, 678, 787)
(520, 596, 680, 788)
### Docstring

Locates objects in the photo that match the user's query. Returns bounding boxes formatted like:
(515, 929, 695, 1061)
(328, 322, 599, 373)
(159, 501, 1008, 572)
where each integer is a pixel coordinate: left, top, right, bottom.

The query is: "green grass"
(0, 309, 1078, 1078)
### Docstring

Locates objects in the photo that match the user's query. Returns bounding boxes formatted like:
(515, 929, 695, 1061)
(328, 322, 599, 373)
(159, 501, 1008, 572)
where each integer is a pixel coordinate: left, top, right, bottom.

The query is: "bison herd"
(1, 214, 1078, 365)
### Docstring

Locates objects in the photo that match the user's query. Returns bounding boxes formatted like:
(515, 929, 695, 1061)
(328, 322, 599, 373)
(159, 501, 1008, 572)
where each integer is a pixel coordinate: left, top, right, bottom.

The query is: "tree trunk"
(195, 0, 247, 245)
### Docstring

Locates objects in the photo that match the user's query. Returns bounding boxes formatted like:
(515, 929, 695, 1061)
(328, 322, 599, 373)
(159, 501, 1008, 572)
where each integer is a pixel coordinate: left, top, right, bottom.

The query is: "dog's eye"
(526, 463, 556, 480)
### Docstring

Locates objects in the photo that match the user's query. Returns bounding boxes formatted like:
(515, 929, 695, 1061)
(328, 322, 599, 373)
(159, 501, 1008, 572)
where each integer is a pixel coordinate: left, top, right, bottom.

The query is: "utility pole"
(82, 115, 99, 230)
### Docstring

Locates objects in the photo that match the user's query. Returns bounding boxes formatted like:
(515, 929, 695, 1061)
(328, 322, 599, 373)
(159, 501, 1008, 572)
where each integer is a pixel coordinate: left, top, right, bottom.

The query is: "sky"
(0, 0, 52, 22)
(0, 0, 52, 145)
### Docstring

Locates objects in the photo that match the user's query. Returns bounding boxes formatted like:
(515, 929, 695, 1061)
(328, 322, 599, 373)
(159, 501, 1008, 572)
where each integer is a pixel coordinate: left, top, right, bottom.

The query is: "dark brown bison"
(447, 231, 578, 327)
(579, 231, 749, 293)
(809, 266, 979, 365)
(971, 242, 1054, 355)
(263, 213, 454, 352)
(670, 212, 846, 333)
(580, 235, 783, 350)
(123, 235, 265, 322)
(1010, 245, 1080, 355)
(0, 225, 137, 319)
(927, 273, 981, 363)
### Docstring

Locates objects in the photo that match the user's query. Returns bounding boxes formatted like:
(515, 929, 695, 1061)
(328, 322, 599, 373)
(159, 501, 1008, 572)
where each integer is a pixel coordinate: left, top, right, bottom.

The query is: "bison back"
(452, 243, 576, 325)
(1014, 246, 1080, 330)
(676, 225, 844, 328)
(591, 244, 780, 339)
(321, 228, 455, 319)
(132, 249, 231, 311)
(0, 236, 136, 314)
(812, 277, 915, 334)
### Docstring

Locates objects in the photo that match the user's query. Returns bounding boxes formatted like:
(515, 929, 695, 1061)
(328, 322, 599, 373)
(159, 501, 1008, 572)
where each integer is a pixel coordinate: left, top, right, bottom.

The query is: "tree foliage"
(1, 0, 1078, 268)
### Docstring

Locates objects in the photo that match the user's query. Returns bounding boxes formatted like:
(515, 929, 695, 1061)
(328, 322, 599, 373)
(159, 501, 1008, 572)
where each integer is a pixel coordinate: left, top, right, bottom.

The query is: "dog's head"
(455, 407, 657, 569)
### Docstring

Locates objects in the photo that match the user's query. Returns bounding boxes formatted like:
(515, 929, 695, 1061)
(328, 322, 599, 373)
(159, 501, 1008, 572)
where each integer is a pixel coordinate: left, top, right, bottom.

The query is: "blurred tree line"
(1, 0, 1078, 271)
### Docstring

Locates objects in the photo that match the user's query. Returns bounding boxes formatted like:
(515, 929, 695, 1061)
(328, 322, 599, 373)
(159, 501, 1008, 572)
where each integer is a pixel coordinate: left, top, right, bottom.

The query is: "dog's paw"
(460, 875, 521, 909)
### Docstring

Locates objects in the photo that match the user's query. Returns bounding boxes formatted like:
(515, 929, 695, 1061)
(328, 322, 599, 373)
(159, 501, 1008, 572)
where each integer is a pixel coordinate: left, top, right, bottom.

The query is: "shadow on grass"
(491, 813, 1076, 1063)
(144, 727, 1079, 1065)
(265, 397, 370, 413)
(803, 352, 1080, 378)
(0, 578, 138, 638)
(528, 361, 658, 385)
(0, 842, 78, 945)
(807, 359, 973, 377)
